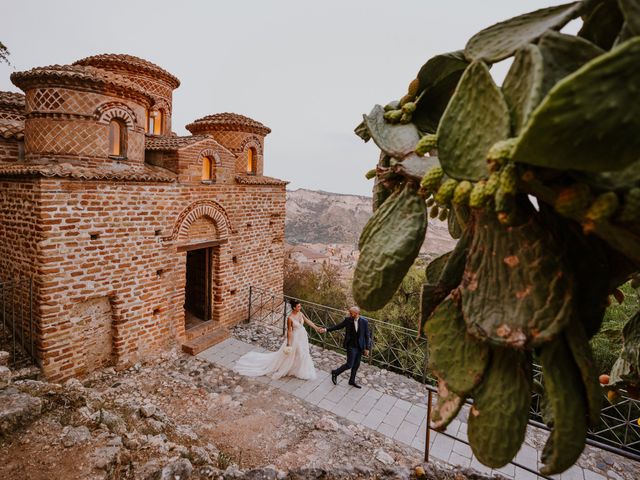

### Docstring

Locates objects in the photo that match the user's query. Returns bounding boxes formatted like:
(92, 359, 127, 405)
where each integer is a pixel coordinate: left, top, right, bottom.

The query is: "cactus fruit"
(538, 337, 588, 475)
(499, 163, 518, 195)
(415, 134, 439, 157)
(461, 211, 573, 348)
(554, 183, 591, 218)
(437, 61, 510, 181)
(619, 187, 640, 222)
(467, 347, 532, 468)
(402, 102, 417, 114)
(365, 169, 377, 180)
(484, 172, 500, 197)
(383, 109, 403, 123)
(400, 112, 412, 124)
(585, 192, 620, 222)
(426, 197, 435, 207)
(429, 205, 439, 218)
(353, 184, 428, 310)
(453, 181, 473, 206)
(407, 77, 421, 97)
(435, 179, 458, 205)
(425, 296, 490, 396)
(464, 3, 582, 62)
(494, 188, 513, 214)
(438, 208, 449, 222)
(469, 181, 488, 209)
(448, 207, 463, 239)
(420, 167, 444, 193)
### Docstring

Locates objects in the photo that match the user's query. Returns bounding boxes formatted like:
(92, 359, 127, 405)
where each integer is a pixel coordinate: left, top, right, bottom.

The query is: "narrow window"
(247, 147, 257, 175)
(153, 110, 163, 135)
(108, 119, 126, 157)
(202, 156, 215, 181)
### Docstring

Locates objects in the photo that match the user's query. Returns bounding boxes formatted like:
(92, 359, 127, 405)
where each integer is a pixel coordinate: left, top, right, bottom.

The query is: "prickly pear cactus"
(354, 1, 640, 474)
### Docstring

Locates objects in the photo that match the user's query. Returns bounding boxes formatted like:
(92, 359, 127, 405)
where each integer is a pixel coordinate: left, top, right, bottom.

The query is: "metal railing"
(247, 285, 640, 460)
(0, 275, 38, 368)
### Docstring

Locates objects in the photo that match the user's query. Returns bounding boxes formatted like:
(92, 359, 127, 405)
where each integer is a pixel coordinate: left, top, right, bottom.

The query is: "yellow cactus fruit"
(487, 138, 517, 163)
(420, 166, 444, 193)
(402, 102, 417, 114)
(469, 180, 488, 209)
(415, 134, 438, 156)
(365, 169, 377, 180)
(400, 112, 412, 124)
(585, 192, 620, 223)
(485, 172, 500, 197)
(554, 184, 591, 219)
(453, 180, 473, 206)
(499, 163, 517, 195)
(408, 78, 421, 97)
(383, 109, 403, 123)
(434, 179, 458, 206)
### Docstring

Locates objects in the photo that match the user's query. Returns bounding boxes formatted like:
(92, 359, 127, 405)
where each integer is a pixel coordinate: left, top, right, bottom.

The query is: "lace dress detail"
(234, 313, 317, 380)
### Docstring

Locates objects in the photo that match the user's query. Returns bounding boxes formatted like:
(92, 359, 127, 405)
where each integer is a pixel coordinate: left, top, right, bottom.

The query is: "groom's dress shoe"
(349, 382, 362, 389)
(331, 372, 338, 385)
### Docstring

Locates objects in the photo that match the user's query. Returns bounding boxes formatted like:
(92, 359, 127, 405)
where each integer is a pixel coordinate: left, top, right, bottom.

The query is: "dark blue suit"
(327, 315, 371, 384)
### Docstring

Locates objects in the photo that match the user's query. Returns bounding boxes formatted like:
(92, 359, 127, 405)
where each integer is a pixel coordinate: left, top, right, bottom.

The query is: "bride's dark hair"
(289, 299, 301, 309)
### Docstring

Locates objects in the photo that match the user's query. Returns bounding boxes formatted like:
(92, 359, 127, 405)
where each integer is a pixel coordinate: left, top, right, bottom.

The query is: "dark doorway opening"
(184, 247, 212, 329)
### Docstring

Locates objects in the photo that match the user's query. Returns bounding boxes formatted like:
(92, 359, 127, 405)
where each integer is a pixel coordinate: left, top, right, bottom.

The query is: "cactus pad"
(461, 211, 573, 348)
(538, 337, 588, 475)
(620, 0, 640, 36)
(431, 379, 465, 431)
(512, 38, 640, 172)
(502, 44, 544, 134)
(438, 62, 510, 181)
(578, 0, 624, 50)
(467, 347, 532, 468)
(353, 184, 427, 310)
(363, 105, 421, 160)
(425, 295, 490, 396)
(464, 2, 581, 62)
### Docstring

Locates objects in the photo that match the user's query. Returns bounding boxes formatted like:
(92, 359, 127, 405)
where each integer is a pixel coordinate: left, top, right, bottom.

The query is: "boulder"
(0, 387, 42, 436)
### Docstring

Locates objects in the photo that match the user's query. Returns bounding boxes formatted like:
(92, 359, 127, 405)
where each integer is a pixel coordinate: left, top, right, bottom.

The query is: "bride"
(234, 300, 325, 380)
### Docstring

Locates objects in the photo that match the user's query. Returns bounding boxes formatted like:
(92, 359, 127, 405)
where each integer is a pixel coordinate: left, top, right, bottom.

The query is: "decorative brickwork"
(0, 54, 286, 381)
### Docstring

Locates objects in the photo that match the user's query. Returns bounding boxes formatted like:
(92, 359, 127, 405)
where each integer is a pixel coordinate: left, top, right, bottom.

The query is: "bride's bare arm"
(287, 316, 293, 346)
(301, 312, 322, 332)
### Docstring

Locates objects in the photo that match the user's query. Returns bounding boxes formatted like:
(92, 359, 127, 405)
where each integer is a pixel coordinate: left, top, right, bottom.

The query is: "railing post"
(425, 389, 432, 462)
(247, 285, 252, 323)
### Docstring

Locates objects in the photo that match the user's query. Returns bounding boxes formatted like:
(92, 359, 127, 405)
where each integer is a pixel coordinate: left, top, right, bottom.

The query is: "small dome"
(73, 54, 180, 89)
(11, 64, 153, 104)
(186, 112, 271, 136)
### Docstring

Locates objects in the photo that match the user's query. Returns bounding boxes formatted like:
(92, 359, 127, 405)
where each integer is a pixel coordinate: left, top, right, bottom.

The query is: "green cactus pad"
(578, 0, 624, 50)
(363, 105, 421, 160)
(461, 211, 573, 348)
(354, 184, 427, 310)
(437, 62, 510, 181)
(539, 337, 588, 475)
(565, 321, 603, 427)
(512, 38, 640, 172)
(419, 284, 448, 336)
(392, 154, 440, 183)
(622, 310, 640, 371)
(431, 379, 465, 431)
(426, 251, 452, 284)
(538, 31, 604, 100)
(425, 296, 490, 396)
(464, 2, 581, 62)
(468, 347, 532, 468)
(412, 51, 469, 134)
(502, 44, 544, 134)
(620, 0, 640, 36)
(354, 120, 371, 142)
(447, 206, 463, 239)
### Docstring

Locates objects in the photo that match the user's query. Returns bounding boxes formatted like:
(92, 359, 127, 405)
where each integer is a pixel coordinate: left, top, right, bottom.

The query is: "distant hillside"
(286, 188, 456, 254)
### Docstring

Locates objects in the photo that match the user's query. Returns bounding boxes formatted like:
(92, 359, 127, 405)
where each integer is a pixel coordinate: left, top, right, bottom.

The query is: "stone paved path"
(199, 338, 638, 480)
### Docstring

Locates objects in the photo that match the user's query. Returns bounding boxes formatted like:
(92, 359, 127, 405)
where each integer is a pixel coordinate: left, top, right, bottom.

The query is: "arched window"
(247, 147, 257, 175)
(148, 110, 163, 135)
(108, 119, 126, 157)
(202, 156, 215, 182)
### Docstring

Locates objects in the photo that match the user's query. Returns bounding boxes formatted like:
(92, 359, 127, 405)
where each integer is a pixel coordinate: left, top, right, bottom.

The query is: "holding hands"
(317, 327, 327, 334)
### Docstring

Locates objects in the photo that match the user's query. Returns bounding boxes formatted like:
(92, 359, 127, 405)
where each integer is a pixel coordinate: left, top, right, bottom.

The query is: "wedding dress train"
(234, 313, 317, 380)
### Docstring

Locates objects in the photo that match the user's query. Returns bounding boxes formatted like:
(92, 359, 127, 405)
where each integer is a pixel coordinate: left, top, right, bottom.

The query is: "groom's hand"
(319, 327, 327, 334)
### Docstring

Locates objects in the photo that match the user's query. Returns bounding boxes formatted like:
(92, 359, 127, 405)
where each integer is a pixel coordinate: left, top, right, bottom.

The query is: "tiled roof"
(234, 174, 288, 186)
(0, 120, 24, 140)
(11, 65, 153, 103)
(73, 54, 180, 88)
(0, 91, 25, 109)
(0, 162, 176, 182)
(145, 134, 210, 151)
(186, 112, 271, 136)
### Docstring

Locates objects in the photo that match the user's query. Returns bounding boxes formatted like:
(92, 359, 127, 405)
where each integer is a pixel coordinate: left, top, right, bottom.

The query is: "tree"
(283, 257, 348, 310)
(0, 41, 10, 65)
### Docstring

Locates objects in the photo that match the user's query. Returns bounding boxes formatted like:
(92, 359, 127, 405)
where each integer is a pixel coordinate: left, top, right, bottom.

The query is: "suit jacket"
(327, 316, 371, 351)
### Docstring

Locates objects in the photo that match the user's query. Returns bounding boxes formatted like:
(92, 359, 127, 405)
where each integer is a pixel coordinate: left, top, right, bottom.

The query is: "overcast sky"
(1, 1, 580, 196)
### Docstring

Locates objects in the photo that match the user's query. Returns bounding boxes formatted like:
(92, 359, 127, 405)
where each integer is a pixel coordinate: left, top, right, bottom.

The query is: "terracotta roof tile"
(186, 112, 271, 136)
(73, 54, 180, 88)
(0, 91, 25, 109)
(0, 162, 176, 182)
(0, 120, 24, 140)
(145, 134, 210, 151)
(11, 65, 153, 104)
(234, 174, 288, 186)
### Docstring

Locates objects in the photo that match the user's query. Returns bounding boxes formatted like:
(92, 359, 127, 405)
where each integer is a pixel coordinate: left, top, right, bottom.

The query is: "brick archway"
(171, 200, 232, 243)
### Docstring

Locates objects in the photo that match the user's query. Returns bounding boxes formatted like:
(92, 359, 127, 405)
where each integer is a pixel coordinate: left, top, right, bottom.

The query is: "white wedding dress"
(234, 313, 317, 380)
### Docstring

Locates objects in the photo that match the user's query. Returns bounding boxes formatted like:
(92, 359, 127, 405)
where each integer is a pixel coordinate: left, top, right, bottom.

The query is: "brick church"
(0, 54, 286, 381)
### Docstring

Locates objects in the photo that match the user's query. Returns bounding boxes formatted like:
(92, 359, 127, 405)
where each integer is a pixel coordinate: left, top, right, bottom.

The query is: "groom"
(323, 306, 371, 388)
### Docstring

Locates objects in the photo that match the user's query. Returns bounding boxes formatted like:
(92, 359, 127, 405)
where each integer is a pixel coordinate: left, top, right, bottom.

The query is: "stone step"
(185, 321, 221, 342)
(182, 328, 229, 356)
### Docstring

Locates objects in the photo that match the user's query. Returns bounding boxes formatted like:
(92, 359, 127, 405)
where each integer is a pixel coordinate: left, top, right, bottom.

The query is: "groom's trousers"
(333, 346, 362, 383)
